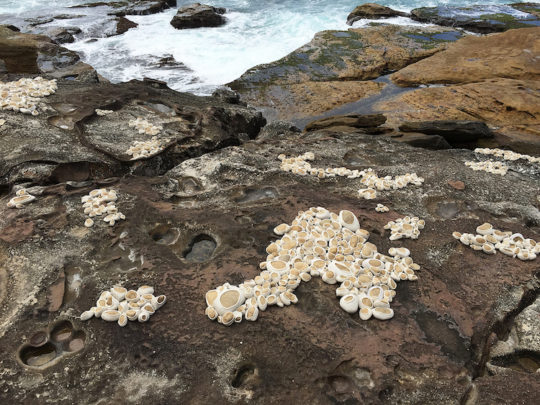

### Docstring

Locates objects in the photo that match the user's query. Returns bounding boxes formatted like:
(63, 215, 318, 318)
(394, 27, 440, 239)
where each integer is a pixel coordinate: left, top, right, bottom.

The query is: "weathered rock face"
(0, 25, 96, 80)
(228, 25, 464, 123)
(0, 78, 265, 187)
(410, 3, 540, 34)
(399, 120, 494, 146)
(378, 28, 540, 153)
(392, 27, 540, 87)
(115, 16, 138, 35)
(304, 113, 386, 132)
(170, 3, 226, 30)
(0, 124, 539, 403)
(347, 3, 408, 25)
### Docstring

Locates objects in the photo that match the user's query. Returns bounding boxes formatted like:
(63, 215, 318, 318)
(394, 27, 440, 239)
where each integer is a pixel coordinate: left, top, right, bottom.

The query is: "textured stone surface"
(399, 120, 493, 145)
(0, 123, 539, 403)
(229, 25, 464, 123)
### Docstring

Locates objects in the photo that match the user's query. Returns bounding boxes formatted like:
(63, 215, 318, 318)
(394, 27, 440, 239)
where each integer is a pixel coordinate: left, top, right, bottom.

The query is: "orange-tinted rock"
(448, 180, 465, 190)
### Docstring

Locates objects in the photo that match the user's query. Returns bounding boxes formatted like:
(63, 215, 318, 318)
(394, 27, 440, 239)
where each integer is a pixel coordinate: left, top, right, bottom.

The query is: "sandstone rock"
(448, 180, 466, 190)
(304, 113, 386, 132)
(410, 4, 540, 34)
(0, 126, 539, 403)
(377, 79, 540, 154)
(170, 3, 226, 29)
(399, 120, 493, 145)
(347, 3, 408, 25)
(229, 25, 464, 123)
(392, 28, 540, 87)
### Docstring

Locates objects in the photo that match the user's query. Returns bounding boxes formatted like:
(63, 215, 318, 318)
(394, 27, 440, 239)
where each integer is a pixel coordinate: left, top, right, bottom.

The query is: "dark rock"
(43, 27, 78, 44)
(392, 132, 452, 150)
(25, 17, 54, 26)
(399, 120, 493, 144)
(211, 87, 244, 105)
(410, 4, 540, 34)
(170, 3, 226, 29)
(304, 114, 386, 132)
(347, 3, 408, 25)
(53, 14, 85, 20)
(256, 121, 301, 141)
(115, 16, 138, 35)
(71, 1, 172, 16)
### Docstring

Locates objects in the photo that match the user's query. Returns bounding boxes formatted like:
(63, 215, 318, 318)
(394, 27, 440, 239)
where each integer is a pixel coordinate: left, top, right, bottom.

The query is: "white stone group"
(205, 208, 421, 326)
(375, 203, 389, 213)
(384, 216, 425, 240)
(0, 77, 57, 115)
(80, 286, 166, 326)
(126, 137, 169, 160)
(128, 117, 163, 136)
(278, 153, 424, 200)
(475, 148, 540, 164)
(81, 188, 125, 228)
(453, 223, 539, 260)
(465, 159, 508, 176)
(7, 188, 36, 209)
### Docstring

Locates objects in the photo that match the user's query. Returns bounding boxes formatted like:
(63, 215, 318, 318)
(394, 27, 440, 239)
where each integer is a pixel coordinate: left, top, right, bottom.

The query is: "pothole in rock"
(183, 234, 217, 262)
(62, 266, 82, 306)
(176, 176, 203, 196)
(149, 224, 180, 245)
(231, 362, 259, 389)
(18, 320, 86, 369)
(235, 187, 278, 204)
(143, 101, 175, 115)
(490, 350, 540, 373)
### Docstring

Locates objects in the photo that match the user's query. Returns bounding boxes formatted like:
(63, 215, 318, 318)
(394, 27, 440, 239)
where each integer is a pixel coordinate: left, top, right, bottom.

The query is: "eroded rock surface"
(228, 25, 464, 123)
(0, 120, 539, 403)
(170, 3, 226, 30)
(347, 3, 408, 25)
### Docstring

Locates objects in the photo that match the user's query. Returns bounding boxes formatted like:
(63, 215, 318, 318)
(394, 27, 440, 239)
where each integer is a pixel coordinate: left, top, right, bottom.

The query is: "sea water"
(0, 0, 519, 94)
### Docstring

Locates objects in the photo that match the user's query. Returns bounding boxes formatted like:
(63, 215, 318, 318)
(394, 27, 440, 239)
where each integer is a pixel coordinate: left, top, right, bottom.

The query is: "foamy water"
(0, 0, 517, 94)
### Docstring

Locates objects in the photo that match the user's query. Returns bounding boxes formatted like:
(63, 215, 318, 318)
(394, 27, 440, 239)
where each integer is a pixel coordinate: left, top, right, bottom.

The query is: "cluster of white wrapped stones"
(7, 188, 36, 209)
(0, 77, 57, 115)
(375, 204, 389, 213)
(81, 188, 125, 228)
(384, 216, 425, 240)
(205, 208, 420, 326)
(128, 117, 163, 136)
(453, 223, 539, 260)
(465, 160, 508, 176)
(475, 148, 540, 164)
(126, 137, 168, 160)
(80, 286, 166, 326)
(95, 109, 113, 116)
(278, 153, 424, 200)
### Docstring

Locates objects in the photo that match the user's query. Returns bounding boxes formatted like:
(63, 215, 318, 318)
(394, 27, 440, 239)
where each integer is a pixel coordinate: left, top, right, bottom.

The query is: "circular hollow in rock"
(50, 320, 74, 342)
(19, 342, 57, 367)
(66, 330, 86, 352)
(183, 234, 217, 262)
(29, 331, 48, 347)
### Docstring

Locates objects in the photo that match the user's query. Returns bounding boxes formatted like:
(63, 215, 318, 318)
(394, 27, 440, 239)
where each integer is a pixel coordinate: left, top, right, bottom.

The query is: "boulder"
(228, 25, 464, 123)
(399, 120, 493, 145)
(410, 4, 540, 34)
(347, 3, 408, 25)
(391, 132, 452, 150)
(170, 3, 226, 29)
(115, 16, 138, 35)
(304, 113, 386, 132)
(42, 27, 80, 44)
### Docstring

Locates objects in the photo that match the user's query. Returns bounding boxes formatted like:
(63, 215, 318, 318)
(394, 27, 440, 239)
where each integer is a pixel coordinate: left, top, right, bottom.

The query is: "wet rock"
(399, 120, 494, 145)
(72, 1, 173, 16)
(304, 113, 386, 132)
(411, 4, 540, 34)
(212, 87, 244, 105)
(347, 3, 408, 25)
(0, 25, 95, 80)
(170, 3, 226, 30)
(229, 25, 464, 123)
(115, 16, 138, 35)
(42, 27, 80, 44)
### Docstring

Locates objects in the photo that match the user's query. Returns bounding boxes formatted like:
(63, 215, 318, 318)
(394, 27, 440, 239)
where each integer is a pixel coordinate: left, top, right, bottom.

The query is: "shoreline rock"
(170, 3, 226, 30)
(347, 3, 409, 25)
